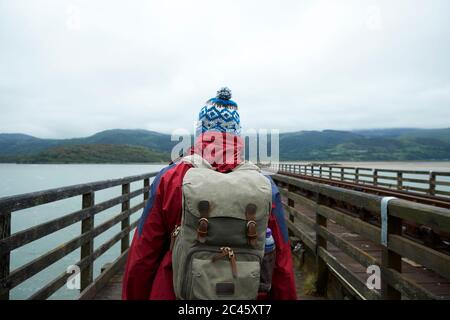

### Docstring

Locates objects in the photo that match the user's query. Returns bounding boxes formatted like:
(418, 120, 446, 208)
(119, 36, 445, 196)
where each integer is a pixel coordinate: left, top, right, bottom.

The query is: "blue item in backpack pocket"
(265, 228, 276, 253)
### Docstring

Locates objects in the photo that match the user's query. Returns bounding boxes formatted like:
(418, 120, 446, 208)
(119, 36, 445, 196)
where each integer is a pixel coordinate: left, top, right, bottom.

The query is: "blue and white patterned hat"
(196, 87, 241, 136)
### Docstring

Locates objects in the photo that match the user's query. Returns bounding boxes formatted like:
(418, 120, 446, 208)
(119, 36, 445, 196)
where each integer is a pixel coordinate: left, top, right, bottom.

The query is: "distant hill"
(354, 128, 450, 143)
(278, 128, 450, 161)
(0, 129, 176, 156)
(1, 128, 450, 163)
(0, 144, 171, 164)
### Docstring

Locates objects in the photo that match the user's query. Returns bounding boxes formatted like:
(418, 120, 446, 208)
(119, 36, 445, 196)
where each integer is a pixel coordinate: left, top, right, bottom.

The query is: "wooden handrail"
(0, 171, 158, 300)
(272, 173, 450, 300)
(0, 172, 156, 214)
(270, 163, 450, 198)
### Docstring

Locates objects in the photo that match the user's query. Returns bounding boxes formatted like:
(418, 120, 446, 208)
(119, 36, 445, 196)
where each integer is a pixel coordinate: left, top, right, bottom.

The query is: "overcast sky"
(1, 0, 449, 138)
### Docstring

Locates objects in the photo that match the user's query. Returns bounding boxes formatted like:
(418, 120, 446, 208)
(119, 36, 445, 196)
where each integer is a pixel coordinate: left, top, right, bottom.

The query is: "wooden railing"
(271, 163, 450, 198)
(271, 173, 450, 299)
(0, 171, 158, 300)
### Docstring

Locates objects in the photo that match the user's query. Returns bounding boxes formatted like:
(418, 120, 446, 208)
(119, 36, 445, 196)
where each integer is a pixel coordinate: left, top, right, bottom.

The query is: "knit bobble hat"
(197, 87, 241, 136)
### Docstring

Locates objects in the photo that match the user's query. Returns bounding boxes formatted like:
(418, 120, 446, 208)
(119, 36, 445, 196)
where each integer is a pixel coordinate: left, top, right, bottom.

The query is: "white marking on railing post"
(380, 197, 396, 247)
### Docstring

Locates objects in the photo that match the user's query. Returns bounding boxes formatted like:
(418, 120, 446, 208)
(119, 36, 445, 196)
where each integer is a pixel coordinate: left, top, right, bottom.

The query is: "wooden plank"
(279, 188, 316, 211)
(317, 206, 380, 244)
(401, 177, 430, 184)
(376, 175, 399, 181)
(0, 211, 10, 300)
(315, 195, 328, 295)
(0, 172, 157, 214)
(317, 205, 450, 283)
(389, 235, 450, 281)
(397, 172, 403, 191)
(144, 178, 150, 204)
(93, 269, 124, 300)
(317, 185, 381, 214)
(285, 219, 316, 252)
(79, 249, 129, 300)
(80, 192, 95, 292)
(121, 183, 130, 253)
(317, 247, 381, 300)
(0, 202, 143, 295)
(402, 186, 429, 193)
(435, 180, 450, 187)
(381, 214, 402, 299)
(29, 220, 138, 300)
(272, 174, 319, 194)
(388, 199, 450, 233)
(287, 188, 295, 223)
(435, 189, 450, 196)
(315, 225, 437, 299)
(429, 172, 436, 196)
(274, 174, 382, 213)
(282, 204, 316, 230)
(0, 187, 148, 255)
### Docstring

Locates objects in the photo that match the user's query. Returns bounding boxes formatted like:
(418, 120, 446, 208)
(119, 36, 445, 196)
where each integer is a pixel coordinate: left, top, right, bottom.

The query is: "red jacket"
(122, 132, 297, 300)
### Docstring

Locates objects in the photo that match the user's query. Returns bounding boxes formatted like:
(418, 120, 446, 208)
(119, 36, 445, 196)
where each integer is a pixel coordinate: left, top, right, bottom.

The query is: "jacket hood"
(188, 131, 244, 173)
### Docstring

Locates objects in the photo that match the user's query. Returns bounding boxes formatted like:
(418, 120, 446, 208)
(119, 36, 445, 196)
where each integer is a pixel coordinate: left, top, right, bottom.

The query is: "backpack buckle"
(197, 200, 210, 243)
(245, 203, 258, 247)
(169, 225, 181, 251)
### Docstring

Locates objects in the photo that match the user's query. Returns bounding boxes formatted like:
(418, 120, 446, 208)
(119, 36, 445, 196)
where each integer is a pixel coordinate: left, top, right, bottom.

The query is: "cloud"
(0, 0, 449, 138)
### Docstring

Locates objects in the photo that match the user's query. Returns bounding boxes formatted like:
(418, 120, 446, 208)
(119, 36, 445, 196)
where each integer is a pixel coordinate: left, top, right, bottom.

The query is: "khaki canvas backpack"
(171, 154, 273, 300)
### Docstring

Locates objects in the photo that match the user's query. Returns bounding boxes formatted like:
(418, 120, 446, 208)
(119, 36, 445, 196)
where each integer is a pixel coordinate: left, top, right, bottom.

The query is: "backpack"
(171, 154, 273, 300)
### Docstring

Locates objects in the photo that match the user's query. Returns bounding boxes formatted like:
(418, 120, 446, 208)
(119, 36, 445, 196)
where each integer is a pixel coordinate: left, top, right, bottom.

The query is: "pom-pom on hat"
(197, 87, 241, 136)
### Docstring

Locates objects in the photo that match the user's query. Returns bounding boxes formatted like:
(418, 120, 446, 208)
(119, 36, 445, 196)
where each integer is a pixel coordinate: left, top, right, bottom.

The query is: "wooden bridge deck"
(90, 172, 450, 300)
(90, 201, 450, 300)
(291, 201, 450, 299)
(91, 260, 320, 300)
(93, 266, 124, 300)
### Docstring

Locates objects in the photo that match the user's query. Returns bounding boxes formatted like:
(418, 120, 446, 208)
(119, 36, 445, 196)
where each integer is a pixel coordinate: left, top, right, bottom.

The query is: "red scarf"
(186, 132, 243, 173)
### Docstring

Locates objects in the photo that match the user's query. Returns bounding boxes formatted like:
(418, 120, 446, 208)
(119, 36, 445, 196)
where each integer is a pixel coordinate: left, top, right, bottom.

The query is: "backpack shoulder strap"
(232, 161, 262, 172)
(181, 154, 214, 170)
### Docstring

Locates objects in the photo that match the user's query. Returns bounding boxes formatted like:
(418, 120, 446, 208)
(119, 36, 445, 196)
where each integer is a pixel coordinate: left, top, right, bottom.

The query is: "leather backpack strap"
(197, 200, 210, 243)
(245, 203, 258, 247)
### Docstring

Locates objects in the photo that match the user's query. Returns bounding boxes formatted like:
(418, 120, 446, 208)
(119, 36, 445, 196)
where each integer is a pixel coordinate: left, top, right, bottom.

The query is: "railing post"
(315, 194, 328, 295)
(144, 178, 150, 204)
(310, 165, 314, 176)
(319, 165, 322, 178)
(121, 183, 131, 253)
(80, 192, 94, 292)
(288, 186, 295, 223)
(381, 209, 402, 299)
(397, 172, 403, 191)
(429, 172, 436, 196)
(329, 167, 332, 180)
(0, 211, 11, 300)
(355, 168, 360, 184)
(373, 169, 378, 186)
(340, 168, 344, 181)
